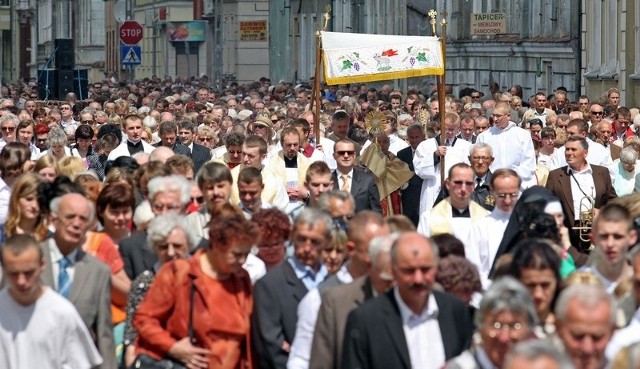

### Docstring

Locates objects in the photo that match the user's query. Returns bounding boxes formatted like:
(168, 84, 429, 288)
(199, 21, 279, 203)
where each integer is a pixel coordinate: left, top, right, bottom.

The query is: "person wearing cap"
(253, 113, 280, 160)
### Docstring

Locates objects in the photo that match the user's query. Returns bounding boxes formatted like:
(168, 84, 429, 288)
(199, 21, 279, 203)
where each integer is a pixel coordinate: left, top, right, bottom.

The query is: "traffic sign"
(121, 45, 142, 65)
(120, 20, 143, 45)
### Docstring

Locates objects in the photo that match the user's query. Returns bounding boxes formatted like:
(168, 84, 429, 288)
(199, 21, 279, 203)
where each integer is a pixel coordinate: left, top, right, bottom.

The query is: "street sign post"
(120, 20, 143, 45)
(121, 45, 142, 65)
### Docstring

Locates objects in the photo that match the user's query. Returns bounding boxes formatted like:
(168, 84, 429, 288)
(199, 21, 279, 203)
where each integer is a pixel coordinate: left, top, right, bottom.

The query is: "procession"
(2, 1, 640, 369)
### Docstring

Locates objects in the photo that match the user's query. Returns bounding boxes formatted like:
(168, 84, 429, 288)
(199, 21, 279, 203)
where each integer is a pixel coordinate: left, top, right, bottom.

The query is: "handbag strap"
(188, 275, 196, 344)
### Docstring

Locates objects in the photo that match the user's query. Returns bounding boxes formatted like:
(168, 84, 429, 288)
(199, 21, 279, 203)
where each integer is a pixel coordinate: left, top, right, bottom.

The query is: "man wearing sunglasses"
(588, 103, 605, 129)
(417, 163, 489, 250)
(0, 113, 18, 151)
(331, 139, 381, 214)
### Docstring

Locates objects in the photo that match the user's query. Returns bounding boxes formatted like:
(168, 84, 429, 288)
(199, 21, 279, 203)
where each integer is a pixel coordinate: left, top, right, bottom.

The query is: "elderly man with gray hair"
(253, 208, 334, 369)
(119, 175, 192, 280)
(554, 284, 616, 369)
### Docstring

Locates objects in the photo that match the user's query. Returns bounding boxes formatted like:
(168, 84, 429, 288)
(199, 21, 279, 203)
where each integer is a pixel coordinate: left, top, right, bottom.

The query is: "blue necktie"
(58, 257, 72, 298)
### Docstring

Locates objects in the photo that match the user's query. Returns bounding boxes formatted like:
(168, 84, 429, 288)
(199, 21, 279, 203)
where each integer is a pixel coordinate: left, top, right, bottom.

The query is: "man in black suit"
(434, 142, 496, 211)
(119, 175, 191, 279)
(331, 139, 382, 214)
(178, 120, 212, 174)
(252, 208, 333, 369)
(397, 124, 426, 226)
(156, 121, 191, 156)
(342, 232, 473, 369)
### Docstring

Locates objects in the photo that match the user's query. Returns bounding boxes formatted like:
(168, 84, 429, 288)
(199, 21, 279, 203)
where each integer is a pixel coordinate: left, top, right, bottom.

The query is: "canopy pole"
(310, 5, 331, 144)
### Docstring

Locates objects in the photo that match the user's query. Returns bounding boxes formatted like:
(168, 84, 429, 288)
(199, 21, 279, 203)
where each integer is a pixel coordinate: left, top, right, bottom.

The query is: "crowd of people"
(1, 74, 640, 369)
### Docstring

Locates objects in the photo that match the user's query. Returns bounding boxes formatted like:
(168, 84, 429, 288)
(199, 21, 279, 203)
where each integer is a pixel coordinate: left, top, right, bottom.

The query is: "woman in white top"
(39, 125, 71, 160)
(612, 146, 639, 196)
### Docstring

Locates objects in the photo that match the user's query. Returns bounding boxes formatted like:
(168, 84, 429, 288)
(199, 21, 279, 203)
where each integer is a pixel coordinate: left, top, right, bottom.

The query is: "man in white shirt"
(418, 163, 490, 266)
(237, 166, 271, 218)
(108, 114, 156, 160)
(472, 169, 521, 287)
(267, 127, 311, 214)
(522, 92, 554, 125)
(58, 102, 78, 130)
(342, 232, 473, 369)
(40, 194, 116, 369)
(0, 235, 102, 369)
(579, 204, 637, 294)
(230, 135, 288, 209)
(551, 119, 615, 180)
(477, 101, 537, 189)
(413, 112, 472, 214)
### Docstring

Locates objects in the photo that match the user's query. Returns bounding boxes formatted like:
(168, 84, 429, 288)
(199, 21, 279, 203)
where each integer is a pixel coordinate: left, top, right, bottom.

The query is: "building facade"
(581, 0, 640, 108)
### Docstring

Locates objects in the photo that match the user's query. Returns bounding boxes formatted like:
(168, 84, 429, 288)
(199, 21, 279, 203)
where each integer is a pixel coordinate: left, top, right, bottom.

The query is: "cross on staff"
(429, 8, 448, 186)
(310, 4, 332, 144)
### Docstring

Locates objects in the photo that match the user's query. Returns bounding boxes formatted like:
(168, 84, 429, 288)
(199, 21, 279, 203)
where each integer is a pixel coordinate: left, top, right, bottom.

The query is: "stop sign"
(120, 20, 143, 45)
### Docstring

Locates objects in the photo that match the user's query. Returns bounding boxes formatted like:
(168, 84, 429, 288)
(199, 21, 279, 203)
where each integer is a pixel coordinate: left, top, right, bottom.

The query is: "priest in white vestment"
(472, 169, 522, 288)
(417, 163, 489, 269)
(476, 101, 537, 189)
(413, 112, 472, 215)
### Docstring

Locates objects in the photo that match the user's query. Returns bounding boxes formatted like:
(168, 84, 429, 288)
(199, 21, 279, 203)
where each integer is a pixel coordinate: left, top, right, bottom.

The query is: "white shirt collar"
(394, 287, 438, 324)
(566, 162, 593, 175)
(50, 242, 79, 265)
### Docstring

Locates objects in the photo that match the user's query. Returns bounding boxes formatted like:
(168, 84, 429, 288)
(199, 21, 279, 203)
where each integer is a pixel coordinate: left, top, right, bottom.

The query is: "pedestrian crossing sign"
(121, 45, 142, 65)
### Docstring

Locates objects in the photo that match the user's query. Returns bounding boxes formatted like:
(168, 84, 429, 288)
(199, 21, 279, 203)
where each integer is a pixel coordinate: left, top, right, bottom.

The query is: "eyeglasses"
(36, 138, 47, 143)
(336, 150, 355, 156)
(486, 322, 524, 339)
(492, 114, 506, 119)
(191, 196, 204, 204)
(451, 180, 475, 187)
(271, 119, 279, 123)
(591, 111, 603, 115)
(199, 137, 213, 142)
(60, 106, 70, 110)
(496, 192, 519, 199)
(471, 95, 481, 99)
(1, 126, 16, 132)
(81, 120, 94, 124)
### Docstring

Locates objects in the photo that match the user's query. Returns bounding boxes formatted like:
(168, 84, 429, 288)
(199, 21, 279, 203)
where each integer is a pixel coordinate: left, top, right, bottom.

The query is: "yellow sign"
(471, 13, 507, 35)
(240, 20, 267, 42)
